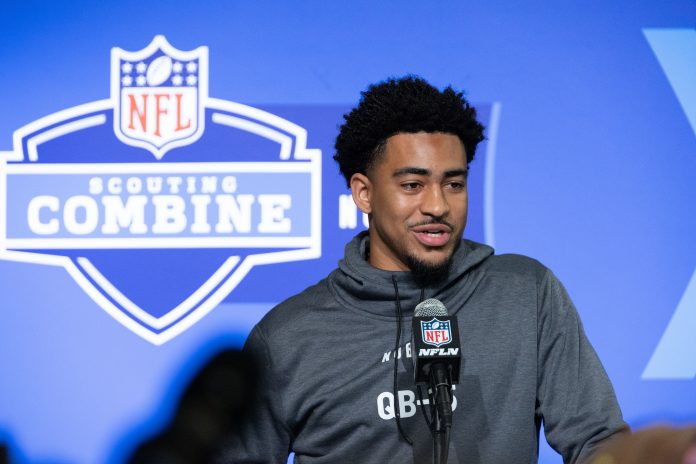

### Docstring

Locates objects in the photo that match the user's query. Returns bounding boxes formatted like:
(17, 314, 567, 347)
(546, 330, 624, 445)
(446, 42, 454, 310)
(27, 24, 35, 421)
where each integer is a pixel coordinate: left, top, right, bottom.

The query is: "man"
(220, 76, 627, 463)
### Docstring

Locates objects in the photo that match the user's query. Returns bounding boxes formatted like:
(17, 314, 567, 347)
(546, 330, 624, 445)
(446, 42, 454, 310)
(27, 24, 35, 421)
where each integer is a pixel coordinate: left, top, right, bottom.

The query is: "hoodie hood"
(329, 231, 494, 319)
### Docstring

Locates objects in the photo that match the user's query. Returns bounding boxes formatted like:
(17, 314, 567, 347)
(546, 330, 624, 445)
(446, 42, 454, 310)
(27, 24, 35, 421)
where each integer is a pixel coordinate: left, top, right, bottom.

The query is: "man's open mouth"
(411, 224, 453, 246)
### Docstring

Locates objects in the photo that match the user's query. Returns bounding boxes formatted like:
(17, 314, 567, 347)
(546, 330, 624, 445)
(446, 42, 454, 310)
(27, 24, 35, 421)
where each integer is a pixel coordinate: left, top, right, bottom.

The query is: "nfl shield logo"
(420, 318, 452, 347)
(111, 35, 207, 159)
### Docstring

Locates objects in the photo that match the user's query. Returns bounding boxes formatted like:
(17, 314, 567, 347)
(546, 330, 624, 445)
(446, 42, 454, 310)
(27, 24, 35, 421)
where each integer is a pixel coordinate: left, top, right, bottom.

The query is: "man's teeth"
(425, 231, 442, 236)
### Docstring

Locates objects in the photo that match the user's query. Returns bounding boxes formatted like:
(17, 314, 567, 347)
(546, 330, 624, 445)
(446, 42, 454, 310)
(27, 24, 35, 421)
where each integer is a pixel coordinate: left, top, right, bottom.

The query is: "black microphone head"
(414, 298, 448, 317)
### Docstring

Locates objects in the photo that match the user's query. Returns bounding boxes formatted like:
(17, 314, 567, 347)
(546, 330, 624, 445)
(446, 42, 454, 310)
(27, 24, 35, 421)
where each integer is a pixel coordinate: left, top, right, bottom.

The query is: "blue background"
(1, 1, 695, 463)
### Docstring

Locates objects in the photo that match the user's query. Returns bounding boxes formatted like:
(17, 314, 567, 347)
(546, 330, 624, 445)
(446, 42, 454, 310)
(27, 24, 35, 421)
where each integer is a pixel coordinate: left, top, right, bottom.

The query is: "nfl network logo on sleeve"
(420, 319, 452, 347)
(0, 36, 322, 345)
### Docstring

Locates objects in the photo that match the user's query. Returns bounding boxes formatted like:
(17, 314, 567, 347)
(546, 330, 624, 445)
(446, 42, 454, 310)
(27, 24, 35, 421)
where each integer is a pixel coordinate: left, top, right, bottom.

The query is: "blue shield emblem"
(0, 36, 321, 344)
(420, 318, 452, 347)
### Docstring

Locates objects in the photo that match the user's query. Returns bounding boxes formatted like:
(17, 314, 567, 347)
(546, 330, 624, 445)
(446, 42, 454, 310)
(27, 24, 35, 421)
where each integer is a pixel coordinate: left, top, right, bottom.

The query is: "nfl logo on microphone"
(420, 319, 452, 347)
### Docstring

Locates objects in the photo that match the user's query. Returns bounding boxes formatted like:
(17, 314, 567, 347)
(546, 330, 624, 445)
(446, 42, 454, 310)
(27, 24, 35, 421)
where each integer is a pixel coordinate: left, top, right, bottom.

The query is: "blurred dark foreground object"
(0, 443, 8, 464)
(590, 426, 696, 464)
(128, 348, 256, 464)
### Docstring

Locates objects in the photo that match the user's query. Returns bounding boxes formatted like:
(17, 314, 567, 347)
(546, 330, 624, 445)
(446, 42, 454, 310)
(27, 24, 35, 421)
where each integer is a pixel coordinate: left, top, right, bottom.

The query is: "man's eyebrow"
(444, 168, 468, 178)
(391, 167, 468, 178)
(392, 167, 430, 177)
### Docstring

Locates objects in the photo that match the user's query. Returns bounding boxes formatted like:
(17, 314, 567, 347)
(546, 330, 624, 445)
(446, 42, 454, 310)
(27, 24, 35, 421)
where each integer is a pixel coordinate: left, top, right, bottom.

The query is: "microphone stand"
(429, 362, 453, 464)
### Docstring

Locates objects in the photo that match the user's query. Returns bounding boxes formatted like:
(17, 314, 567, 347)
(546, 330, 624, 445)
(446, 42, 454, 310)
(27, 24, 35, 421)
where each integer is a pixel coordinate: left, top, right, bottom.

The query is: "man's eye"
(402, 182, 421, 191)
(446, 181, 466, 190)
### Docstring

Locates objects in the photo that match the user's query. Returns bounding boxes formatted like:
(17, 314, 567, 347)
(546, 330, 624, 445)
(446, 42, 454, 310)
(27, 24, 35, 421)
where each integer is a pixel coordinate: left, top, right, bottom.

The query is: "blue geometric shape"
(642, 28, 696, 380)
(643, 28, 696, 137)
(643, 267, 696, 379)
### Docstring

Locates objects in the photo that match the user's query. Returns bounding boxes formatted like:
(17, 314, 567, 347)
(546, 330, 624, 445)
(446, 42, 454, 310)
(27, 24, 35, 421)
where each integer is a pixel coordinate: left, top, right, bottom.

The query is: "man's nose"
(420, 185, 449, 217)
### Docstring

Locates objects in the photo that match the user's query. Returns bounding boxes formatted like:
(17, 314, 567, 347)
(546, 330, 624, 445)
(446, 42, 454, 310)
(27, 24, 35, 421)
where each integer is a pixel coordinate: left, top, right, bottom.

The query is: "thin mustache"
(409, 219, 455, 230)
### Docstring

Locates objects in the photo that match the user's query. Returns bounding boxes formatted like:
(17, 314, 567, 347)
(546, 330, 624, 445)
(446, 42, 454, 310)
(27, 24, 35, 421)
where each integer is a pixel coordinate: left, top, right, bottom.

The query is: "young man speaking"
(219, 76, 627, 464)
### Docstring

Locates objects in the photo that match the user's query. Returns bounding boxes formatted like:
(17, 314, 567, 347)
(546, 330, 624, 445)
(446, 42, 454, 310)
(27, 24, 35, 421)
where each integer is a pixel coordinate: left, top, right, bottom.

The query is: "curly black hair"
(334, 76, 485, 186)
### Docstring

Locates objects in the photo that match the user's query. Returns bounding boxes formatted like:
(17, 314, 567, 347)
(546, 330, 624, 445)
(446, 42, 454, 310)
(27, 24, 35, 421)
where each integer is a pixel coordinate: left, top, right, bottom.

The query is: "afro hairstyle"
(333, 75, 485, 187)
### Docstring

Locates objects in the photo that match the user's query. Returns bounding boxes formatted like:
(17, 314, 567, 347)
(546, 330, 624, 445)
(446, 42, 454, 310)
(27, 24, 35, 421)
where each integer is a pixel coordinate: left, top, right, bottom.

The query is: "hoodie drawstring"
(391, 276, 425, 446)
(391, 275, 413, 445)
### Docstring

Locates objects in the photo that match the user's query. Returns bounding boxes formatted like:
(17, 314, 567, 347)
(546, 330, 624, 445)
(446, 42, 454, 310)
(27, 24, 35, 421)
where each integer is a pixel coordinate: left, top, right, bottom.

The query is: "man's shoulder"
(465, 241, 549, 281)
(254, 275, 336, 335)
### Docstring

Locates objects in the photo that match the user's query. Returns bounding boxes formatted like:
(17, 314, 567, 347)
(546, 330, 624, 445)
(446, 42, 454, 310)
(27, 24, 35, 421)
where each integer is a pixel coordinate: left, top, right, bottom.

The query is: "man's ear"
(350, 173, 372, 214)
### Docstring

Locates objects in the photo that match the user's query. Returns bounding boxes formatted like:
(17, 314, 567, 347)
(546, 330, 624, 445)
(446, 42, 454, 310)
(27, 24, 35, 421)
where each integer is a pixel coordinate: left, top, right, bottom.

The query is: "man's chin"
(405, 253, 453, 288)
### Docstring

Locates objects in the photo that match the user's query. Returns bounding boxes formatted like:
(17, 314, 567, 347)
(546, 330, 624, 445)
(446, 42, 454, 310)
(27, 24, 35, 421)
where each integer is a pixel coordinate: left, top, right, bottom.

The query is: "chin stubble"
(404, 249, 455, 288)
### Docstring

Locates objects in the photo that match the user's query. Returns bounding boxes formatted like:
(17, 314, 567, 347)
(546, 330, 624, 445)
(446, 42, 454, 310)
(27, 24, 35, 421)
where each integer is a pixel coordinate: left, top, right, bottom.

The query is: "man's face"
(351, 132, 468, 274)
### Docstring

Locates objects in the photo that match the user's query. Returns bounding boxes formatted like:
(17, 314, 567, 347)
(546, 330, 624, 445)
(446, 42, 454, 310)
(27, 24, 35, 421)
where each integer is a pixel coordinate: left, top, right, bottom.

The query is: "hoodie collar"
(329, 231, 494, 319)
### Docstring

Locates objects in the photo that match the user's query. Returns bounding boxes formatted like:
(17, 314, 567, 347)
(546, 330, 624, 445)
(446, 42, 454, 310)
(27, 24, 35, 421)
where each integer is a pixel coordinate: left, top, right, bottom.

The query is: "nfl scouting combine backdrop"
(0, 37, 323, 344)
(1, 3, 695, 463)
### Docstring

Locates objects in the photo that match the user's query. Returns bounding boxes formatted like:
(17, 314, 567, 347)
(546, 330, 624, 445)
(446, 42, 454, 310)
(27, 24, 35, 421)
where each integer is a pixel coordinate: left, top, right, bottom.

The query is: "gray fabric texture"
(219, 232, 627, 464)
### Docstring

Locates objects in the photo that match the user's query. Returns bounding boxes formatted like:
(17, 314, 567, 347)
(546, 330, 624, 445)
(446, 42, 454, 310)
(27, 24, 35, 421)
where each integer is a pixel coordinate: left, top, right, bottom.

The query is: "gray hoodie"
(221, 232, 627, 463)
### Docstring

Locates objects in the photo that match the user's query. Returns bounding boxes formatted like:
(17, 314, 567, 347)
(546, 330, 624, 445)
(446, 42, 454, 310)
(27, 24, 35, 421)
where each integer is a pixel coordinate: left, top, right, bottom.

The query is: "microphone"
(412, 298, 461, 464)
(412, 298, 461, 389)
